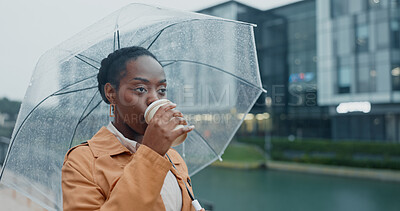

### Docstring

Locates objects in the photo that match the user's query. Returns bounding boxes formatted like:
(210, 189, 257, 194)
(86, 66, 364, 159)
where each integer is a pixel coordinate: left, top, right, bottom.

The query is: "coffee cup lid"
(144, 99, 171, 122)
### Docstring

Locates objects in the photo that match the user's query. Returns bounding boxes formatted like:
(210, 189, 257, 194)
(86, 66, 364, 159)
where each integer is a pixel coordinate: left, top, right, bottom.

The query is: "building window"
(392, 64, 400, 91)
(356, 24, 369, 52)
(357, 65, 368, 93)
(376, 21, 390, 49)
(391, 19, 400, 49)
(390, 0, 400, 8)
(368, 0, 383, 10)
(331, 0, 348, 18)
(337, 57, 351, 93)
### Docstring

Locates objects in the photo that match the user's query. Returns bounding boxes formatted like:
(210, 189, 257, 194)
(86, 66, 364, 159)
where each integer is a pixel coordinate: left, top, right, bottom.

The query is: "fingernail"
(189, 125, 195, 129)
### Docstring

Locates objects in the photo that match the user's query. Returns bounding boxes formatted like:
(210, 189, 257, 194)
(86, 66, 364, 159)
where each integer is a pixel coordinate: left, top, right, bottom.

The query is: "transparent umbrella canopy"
(0, 3, 264, 211)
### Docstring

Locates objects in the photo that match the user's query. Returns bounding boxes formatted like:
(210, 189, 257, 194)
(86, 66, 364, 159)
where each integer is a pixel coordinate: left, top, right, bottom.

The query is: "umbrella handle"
(166, 153, 204, 210)
(192, 199, 203, 211)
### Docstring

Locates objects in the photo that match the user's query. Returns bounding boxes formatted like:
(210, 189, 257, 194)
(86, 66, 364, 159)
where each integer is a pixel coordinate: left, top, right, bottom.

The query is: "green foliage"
(222, 144, 265, 163)
(0, 97, 21, 119)
(237, 137, 400, 170)
(0, 127, 13, 138)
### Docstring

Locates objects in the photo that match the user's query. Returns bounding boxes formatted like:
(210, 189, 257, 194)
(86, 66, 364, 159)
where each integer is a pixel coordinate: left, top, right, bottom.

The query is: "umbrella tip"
(218, 156, 223, 162)
(262, 88, 268, 93)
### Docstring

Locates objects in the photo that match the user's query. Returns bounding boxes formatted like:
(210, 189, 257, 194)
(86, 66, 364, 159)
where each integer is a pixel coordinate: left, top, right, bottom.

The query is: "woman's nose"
(146, 90, 159, 106)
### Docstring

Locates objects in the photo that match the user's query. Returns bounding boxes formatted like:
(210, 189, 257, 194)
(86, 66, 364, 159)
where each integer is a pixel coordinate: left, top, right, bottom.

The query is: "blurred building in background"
(199, 0, 331, 140)
(318, 0, 400, 142)
(199, 0, 400, 142)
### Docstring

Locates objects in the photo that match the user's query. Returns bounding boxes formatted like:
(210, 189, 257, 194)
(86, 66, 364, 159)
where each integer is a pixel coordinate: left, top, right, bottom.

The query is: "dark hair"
(97, 46, 159, 104)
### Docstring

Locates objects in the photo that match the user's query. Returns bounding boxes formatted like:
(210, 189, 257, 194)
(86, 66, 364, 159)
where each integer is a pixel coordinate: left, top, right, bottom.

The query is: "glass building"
(318, 0, 400, 142)
(199, 0, 330, 139)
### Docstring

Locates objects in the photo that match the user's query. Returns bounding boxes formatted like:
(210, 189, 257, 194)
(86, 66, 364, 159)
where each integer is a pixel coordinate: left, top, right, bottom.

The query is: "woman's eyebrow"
(130, 77, 149, 83)
(129, 77, 166, 84)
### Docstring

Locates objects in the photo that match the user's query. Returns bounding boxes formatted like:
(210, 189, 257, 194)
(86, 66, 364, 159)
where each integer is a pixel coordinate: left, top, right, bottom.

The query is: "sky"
(0, 0, 300, 101)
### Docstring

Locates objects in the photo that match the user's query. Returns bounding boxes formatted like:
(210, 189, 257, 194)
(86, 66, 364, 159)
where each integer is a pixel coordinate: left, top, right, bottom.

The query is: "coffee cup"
(144, 99, 187, 147)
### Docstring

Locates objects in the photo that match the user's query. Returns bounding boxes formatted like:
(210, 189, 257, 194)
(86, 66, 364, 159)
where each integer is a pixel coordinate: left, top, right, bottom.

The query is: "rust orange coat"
(62, 127, 196, 211)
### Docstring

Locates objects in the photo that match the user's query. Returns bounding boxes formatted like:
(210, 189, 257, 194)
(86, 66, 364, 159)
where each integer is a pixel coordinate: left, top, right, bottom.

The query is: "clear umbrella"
(0, 3, 264, 210)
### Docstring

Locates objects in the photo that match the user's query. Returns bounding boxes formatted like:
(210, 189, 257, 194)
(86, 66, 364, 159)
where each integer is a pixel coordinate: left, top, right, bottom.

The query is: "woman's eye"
(158, 88, 167, 94)
(135, 87, 147, 93)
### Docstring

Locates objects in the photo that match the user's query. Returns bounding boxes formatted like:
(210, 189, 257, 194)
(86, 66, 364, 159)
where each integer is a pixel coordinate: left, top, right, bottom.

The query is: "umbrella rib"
(53, 74, 97, 95)
(117, 30, 121, 50)
(74, 55, 100, 70)
(141, 19, 200, 49)
(160, 59, 263, 92)
(53, 86, 97, 96)
(191, 129, 222, 161)
(139, 18, 252, 50)
(76, 54, 101, 65)
(0, 94, 53, 178)
(161, 61, 175, 67)
(113, 31, 116, 51)
(78, 100, 102, 125)
(113, 29, 121, 51)
(68, 93, 102, 149)
(146, 30, 164, 50)
(0, 84, 98, 179)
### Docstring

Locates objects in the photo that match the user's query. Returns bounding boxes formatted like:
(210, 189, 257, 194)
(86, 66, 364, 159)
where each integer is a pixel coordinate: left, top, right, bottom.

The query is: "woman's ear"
(104, 83, 116, 103)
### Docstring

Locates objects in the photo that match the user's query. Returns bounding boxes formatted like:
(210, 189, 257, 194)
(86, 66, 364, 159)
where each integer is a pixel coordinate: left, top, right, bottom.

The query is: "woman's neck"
(112, 120, 143, 143)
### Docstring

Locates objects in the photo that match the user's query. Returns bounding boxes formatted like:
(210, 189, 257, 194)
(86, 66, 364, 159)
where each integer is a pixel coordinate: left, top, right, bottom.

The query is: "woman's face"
(113, 55, 167, 135)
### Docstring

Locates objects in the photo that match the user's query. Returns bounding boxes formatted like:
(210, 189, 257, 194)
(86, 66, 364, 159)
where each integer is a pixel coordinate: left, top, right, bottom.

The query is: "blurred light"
(256, 113, 271, 121)
(313, 56, 317, 62)
(336, 101, 371, 114)
(265, 97, 272, 107)
(373, 0, 380, 3)
(289, 72, 315, 83)
(194, 114, 202, 122)
(244, 113, 254, 121)
(202, 114, 213, 121)
(370, 70, 376, 77)
(392, 67, 400, 76)
(237, 113, 245, 120)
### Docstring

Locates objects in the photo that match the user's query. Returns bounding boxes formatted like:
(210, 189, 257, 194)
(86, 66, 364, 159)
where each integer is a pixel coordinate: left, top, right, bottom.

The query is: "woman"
(62, 46, 199, 211)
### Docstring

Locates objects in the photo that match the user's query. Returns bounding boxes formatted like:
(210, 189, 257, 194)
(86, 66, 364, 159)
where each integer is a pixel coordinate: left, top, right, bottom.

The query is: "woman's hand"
(142, 102, 194, 156)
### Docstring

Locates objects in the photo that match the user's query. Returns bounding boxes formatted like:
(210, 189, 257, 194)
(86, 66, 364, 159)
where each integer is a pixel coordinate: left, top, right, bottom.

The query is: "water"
(191, 167, 400, 211)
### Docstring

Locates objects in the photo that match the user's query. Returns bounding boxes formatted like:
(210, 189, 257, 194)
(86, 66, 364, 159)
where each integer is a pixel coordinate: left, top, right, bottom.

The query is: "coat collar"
(87, 126, 131, 158)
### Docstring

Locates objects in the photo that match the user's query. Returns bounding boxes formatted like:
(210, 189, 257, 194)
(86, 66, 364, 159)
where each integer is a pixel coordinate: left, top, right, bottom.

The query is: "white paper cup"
(144, 99, 187, 147)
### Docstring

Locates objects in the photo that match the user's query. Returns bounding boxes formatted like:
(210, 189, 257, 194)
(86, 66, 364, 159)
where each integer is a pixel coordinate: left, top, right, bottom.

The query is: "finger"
(159, 108, 183, 123)
(163, 117, 187, 131)
(171, 125, 195, 138)
(161, 103, 177, 112)
(170, 117, 188, 126)
(171, 110, 183, 117)
(152, 103, 176, 120)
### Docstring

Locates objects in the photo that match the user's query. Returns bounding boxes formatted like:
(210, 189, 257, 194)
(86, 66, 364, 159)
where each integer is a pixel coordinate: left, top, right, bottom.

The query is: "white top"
(106, 122, 182, 211)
